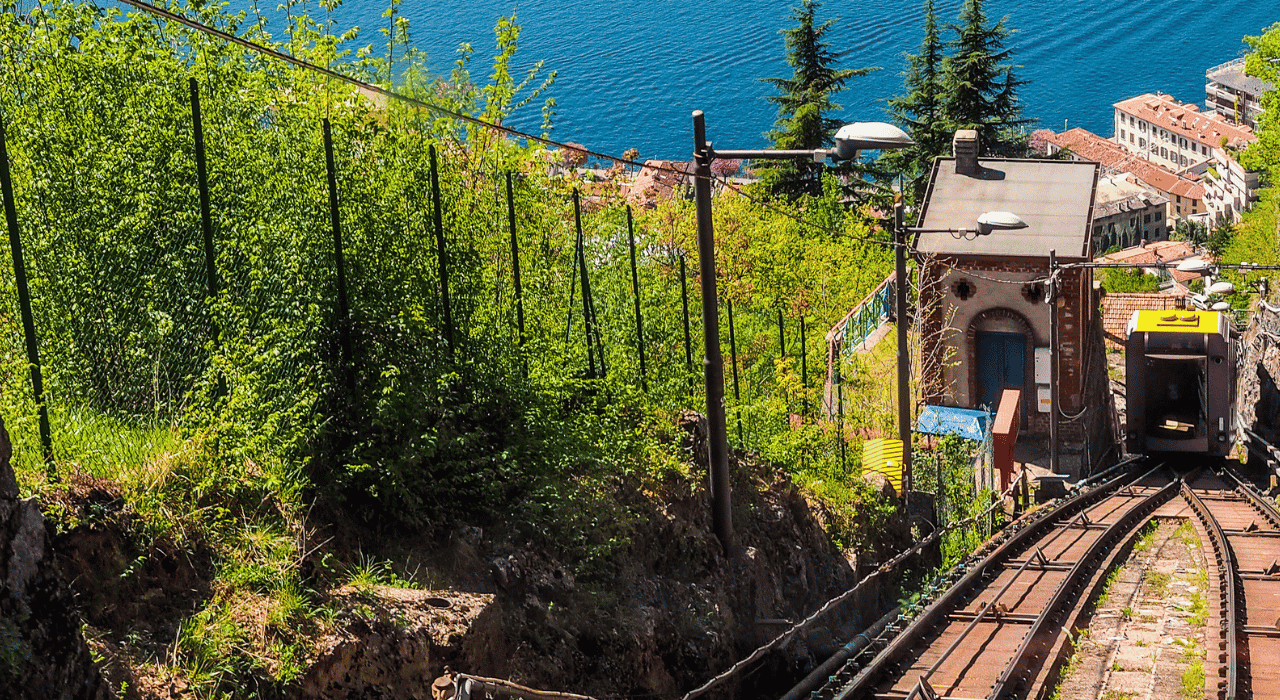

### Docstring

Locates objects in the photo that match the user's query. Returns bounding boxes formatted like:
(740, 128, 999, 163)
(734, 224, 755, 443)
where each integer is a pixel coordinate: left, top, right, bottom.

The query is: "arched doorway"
(966, 308, 1036, 416)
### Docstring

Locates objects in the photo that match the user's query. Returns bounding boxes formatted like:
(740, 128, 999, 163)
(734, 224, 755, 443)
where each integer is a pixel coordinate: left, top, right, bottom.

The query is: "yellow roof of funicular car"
(1128, 309, 1227, 336)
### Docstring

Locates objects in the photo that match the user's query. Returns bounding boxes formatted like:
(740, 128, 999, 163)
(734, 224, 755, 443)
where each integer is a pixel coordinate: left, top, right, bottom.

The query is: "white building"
(1113, 93, 1259, 225)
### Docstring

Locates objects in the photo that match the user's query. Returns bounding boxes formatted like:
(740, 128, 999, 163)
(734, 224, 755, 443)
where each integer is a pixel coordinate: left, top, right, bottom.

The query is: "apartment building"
(1113, 93, 1258, 225)
(1203, 146, 1261, 224)
(1113, 93, 1253, 172)
(1205, 57, 1272, 130)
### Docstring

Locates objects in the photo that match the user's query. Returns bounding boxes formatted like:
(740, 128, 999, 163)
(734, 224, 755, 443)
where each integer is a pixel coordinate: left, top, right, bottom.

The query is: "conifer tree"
(759, 0, 876, 200)
(939, 0, 1029, 157)
(883, 0, 947, 202)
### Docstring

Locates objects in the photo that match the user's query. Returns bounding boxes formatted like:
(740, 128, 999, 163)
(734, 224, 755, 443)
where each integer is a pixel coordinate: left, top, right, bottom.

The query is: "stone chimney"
(953, 129, 979, 175)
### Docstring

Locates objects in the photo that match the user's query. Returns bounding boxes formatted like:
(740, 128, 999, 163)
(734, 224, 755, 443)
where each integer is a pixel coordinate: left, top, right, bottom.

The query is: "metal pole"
(429, 144, 454, 354)
(1049, 249, 1060, 475)
(506, 172, 525, 362)
(0, 110, 53, 471)
(626, 206, 647, 392)
(573, 190, 597, 379)
(692, 110, 733, 555)
(323, 119, 355, 397)
(679, 254, 693, 376)
(728, 297, 742, 447)
(189, 79, 220, 314)
(894, 196, 913, 495)
(800, 316, 808, 421)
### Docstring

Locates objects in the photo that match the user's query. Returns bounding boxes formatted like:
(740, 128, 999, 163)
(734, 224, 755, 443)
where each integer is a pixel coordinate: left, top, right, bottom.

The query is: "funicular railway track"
(798, 462, 1280, 700)
(1182, 470, 1280, 700)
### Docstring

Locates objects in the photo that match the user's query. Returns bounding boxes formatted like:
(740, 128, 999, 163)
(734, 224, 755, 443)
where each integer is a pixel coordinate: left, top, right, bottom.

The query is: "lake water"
(222, 1, 1276, 160)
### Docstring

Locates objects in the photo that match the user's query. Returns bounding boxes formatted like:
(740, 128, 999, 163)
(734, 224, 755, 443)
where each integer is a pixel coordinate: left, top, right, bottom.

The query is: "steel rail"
(1182, 481, 1241, 700)
(831, 466, 1154, 700)
(903, 550, 1053, 700)
(988, 477, 1179, 700)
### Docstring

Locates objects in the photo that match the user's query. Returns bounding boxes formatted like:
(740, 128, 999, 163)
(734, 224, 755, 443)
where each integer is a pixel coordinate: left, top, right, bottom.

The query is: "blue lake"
(211, 1, 1277, 160)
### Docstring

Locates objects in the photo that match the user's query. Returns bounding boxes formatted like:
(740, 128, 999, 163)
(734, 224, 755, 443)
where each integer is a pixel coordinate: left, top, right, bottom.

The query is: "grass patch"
(1145, 571, 1172, 598)
(1098, 565, 1126, 606)
(1132, 519, 1159, 553)
(1188, 569, 1209, 626)
(1175, 519, 1200, 548)
(1181, 660, 1205, 699)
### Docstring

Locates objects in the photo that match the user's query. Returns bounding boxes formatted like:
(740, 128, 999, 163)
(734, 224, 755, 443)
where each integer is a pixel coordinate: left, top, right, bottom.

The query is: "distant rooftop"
(1206, 57, 1274, 98)
(1094, 174, 1167, 218)
(1036, 128, 1205, 200)
(916, 158, 1098, 260)
(1114, 93, 1255, 149)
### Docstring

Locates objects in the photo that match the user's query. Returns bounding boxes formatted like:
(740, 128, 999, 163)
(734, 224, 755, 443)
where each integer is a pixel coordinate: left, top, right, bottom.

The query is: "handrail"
(828, 271, 896, 353)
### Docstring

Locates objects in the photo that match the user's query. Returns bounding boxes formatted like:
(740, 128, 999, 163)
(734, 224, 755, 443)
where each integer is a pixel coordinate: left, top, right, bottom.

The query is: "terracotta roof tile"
(1100, 292, 1185, 350)
(1114, 93, 1255, 149)
(1041, 128, 1204, 202)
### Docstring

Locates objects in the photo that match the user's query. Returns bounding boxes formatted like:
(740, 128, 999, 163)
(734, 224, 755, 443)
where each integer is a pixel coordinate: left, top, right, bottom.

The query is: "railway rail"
(793, 462, 1280, 700)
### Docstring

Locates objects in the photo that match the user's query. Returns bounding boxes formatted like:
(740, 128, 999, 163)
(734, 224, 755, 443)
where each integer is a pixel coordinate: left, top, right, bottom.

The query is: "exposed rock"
(0, 419, 113, 700)
(297, 588, 498, 700)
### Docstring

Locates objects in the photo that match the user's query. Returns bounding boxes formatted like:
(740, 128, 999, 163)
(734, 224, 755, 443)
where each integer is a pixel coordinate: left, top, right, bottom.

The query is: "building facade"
(1113, 93, 1254, 172)
(1113, 94, 1259, 225)
(915, 132, 1104, 452)
(1090, 174, 1169, 251)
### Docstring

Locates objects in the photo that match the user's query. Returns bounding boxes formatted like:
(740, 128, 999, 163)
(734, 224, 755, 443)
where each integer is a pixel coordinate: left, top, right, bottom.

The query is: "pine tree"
(883, 0, 947, 202)
(940, 0, 1029, 157)
(759, 0, 876, 200)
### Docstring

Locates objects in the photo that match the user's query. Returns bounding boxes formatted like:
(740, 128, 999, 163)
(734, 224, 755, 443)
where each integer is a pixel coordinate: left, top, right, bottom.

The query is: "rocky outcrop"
(0, 420, 113, 700)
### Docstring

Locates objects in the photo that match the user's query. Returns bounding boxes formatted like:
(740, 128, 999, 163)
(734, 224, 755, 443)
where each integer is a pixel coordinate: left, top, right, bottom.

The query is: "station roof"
(915, 158, 1099, 261)
(916, 404, 989, 441)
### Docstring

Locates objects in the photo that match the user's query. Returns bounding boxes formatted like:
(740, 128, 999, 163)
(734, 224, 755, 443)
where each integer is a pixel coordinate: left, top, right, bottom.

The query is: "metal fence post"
(506, 172, 525, 369)
(679, 254, 693, 376)
(322, 119, 355, 397)
(573, 190, 599, 379)
(0, 110, 54, 472)
(429, 144, 454, 355)
(800, 315, 808, 421)
(626, 206, 647, 392)
(189, 80, 220, 317)
(727, 297, 742, 447)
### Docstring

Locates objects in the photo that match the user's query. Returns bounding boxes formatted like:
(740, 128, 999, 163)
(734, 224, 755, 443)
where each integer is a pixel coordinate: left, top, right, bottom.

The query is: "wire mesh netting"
(0, 0, 909, 523)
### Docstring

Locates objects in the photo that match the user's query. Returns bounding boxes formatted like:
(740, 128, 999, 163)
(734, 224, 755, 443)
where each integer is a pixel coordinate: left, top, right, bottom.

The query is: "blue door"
(977, 331, 1025, 412)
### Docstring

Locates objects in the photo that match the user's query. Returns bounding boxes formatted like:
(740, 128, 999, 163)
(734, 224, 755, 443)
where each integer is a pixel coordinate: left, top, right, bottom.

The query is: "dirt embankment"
(36, 411, 910, 700)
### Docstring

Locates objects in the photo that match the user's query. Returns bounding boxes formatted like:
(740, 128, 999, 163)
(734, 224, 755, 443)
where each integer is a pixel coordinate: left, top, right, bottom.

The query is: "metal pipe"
(1049, 250, 1060, 474)
(692, 110, 733, 555)
(776, 607, 902, 700)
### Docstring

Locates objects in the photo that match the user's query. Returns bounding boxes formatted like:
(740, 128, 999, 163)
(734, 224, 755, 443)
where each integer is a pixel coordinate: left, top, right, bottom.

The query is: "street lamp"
(892, 198, 1027, 494)
(691, 111, 911, 554)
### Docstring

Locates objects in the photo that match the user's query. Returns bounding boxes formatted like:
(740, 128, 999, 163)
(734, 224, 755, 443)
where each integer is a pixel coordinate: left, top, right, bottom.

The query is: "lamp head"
(1175, 258, 1211, 274)
(975, 211, 1028, 236)
(832, 122, 913, 160)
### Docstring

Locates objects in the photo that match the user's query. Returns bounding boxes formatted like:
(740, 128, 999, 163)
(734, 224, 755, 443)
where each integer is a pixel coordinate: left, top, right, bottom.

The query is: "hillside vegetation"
(0, 1, 954, 697)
